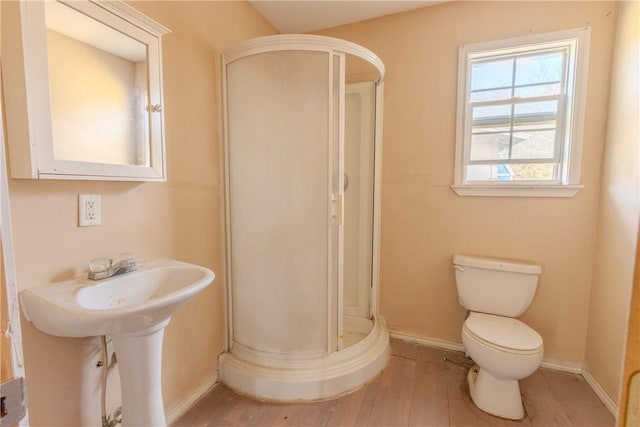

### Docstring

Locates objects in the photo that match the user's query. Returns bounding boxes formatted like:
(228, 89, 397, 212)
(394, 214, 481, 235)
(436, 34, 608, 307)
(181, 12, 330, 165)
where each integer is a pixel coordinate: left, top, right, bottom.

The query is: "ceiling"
(249, 1, 444, 34)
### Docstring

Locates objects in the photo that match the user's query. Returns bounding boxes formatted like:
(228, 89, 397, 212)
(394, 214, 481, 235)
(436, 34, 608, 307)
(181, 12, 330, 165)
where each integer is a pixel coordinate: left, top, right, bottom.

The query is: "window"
(453, 28, 590, 197)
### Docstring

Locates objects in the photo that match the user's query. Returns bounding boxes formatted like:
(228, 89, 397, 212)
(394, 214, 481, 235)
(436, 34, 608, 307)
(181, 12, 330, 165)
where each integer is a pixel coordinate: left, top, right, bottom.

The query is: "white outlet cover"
(78, 194, 101, 227)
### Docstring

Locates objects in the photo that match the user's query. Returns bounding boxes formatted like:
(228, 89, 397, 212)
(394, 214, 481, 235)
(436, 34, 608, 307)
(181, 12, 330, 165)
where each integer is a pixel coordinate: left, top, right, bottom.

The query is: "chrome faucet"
(88, 254, 137, 280)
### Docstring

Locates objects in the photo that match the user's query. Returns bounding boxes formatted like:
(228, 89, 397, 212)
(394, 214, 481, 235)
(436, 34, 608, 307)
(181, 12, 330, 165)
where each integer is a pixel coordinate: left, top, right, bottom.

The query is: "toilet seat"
(464, 312, 543, 354)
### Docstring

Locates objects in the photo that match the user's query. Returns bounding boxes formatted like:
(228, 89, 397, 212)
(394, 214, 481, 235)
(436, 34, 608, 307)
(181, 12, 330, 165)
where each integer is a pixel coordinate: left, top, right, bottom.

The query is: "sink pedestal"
(18, 259, 215, 426)
(112, 319, 170, 427)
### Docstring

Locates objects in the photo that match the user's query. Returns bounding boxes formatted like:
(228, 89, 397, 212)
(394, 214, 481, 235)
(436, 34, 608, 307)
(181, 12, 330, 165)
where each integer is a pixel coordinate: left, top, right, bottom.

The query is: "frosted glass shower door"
(226, 51, 340, 357)
(343, 82, 375, 319)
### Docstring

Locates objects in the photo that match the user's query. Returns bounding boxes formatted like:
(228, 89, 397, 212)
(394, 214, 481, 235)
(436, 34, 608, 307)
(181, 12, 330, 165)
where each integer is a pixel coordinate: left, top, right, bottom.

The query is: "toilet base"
(467, 366, 524, 420)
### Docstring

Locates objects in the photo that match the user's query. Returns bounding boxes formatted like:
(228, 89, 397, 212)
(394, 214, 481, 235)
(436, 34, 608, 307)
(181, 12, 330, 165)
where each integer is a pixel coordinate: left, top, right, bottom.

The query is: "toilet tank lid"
(453, 254, 542, 275)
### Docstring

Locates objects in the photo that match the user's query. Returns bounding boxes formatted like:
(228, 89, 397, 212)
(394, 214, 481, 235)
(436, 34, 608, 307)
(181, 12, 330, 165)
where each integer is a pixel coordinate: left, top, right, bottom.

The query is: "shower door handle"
(344, 173, 349, 192)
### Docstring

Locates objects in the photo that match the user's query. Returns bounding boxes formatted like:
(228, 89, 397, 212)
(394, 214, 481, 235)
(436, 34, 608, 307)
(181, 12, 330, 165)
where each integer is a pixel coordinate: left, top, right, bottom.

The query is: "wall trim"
(389, 329, 617, 415)
(390, 330, 587, 374)
(389, 330, 466, 352)
(165, 371, 219, 425)
(582, 367, 618, 416)
(163, 337, 618, 420)
(540, 359, 583, 374)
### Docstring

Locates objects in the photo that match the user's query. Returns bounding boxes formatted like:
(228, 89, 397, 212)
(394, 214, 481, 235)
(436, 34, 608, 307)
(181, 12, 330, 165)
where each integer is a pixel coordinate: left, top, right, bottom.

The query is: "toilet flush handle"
(452, 265, 465, 272)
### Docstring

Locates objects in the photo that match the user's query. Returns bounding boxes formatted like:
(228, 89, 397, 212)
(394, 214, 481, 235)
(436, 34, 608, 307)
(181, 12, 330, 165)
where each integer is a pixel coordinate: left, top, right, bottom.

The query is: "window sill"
(451, 184, 584, 198)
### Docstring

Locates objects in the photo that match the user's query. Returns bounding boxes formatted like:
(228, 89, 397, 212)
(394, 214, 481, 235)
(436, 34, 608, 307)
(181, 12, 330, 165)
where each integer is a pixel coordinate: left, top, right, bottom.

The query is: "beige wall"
(586, 0, 639, 405)
(1, 1, 276, 425)
(319, 1, 618, 365)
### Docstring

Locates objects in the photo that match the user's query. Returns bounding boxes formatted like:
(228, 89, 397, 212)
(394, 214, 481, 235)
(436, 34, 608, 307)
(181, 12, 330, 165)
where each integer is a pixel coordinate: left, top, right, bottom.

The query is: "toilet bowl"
(462, 312, 543, 419)
(453, 254, 544, 420)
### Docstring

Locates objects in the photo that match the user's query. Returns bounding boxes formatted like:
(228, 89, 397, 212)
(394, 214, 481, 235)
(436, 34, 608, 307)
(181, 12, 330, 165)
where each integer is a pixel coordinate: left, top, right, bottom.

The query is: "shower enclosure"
(219, 35, 389, 401)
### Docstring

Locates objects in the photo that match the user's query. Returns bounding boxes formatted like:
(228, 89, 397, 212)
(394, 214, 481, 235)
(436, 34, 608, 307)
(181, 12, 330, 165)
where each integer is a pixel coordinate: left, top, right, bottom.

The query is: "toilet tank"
(453, 254, 542, 317)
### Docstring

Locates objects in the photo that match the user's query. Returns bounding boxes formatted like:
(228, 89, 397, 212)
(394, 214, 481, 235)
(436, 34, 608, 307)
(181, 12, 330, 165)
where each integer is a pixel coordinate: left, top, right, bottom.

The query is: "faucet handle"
(114, 252, 136, 271)
(114, 252, 134, 262)
(89, 257, 112, 273)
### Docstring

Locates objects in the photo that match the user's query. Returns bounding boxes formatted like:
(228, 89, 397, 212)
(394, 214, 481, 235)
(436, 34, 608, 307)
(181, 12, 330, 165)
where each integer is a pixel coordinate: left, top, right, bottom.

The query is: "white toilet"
(453, 254, 544, 420)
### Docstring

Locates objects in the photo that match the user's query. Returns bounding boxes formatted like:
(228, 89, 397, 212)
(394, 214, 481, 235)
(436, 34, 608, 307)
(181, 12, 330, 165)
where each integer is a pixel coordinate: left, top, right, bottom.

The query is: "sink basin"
(20, 258, 215, 337)
(20, 258, 215, 426)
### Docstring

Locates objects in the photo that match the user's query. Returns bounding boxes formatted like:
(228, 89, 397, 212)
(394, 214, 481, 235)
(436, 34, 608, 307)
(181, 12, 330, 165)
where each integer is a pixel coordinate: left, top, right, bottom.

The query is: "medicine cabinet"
(2, 0, 170, 181)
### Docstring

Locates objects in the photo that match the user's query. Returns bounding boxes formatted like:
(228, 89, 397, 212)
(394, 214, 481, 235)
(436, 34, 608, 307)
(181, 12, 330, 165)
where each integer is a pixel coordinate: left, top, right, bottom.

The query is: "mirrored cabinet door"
(2, 0, 170, 181)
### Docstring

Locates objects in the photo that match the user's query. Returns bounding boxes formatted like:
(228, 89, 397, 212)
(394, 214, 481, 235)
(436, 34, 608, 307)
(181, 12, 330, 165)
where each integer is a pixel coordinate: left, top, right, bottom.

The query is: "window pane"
(511, 130, 556, 159)
(470, 59, 513, 91)
(514, 100, 558, 122)
(509, 163, 556, 181)
(469, 133, 510, 161)
(473, 124, 511, 133)
(472, 104, 511, 123)
(512, 120, 557, 133)
(466, 164, 506, 181)
(470, 88, 512, 102)
(515, 52, 564, 86)
(514, 82, 562, 98)
(466, 163, 557, 181)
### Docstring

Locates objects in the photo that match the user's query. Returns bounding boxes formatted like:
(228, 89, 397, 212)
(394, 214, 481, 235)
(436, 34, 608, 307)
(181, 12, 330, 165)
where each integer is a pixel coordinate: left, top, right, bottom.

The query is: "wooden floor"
(172, 339, 615, 427)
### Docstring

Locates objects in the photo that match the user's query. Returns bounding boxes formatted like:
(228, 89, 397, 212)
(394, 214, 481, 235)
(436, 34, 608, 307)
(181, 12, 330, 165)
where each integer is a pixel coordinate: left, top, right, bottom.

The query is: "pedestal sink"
(19, 258, 215, 426)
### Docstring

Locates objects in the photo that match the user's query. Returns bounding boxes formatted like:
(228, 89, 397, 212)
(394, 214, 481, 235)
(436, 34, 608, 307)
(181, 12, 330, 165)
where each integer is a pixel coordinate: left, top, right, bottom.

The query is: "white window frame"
(452, 27, 591, 197)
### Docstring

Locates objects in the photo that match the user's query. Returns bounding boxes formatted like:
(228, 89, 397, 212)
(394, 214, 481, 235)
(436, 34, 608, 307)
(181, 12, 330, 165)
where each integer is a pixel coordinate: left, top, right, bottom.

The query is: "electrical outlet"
(78, 194, 101, 227)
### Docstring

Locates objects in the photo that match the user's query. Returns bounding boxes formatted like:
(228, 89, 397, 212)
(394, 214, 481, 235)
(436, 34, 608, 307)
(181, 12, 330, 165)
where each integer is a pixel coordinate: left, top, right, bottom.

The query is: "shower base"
(219, 317, 390, 402)
(343, 315, 374, 348)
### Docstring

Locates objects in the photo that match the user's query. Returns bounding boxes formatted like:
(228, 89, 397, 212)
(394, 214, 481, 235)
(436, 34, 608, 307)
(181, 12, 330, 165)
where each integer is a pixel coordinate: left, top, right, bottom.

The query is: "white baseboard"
(165, 371, 219, 425)
(582, 367, 618, 416)
(390, 329, 585, 373)
(163, 336, 617, 421)
(540, 359, 583, 374)
(389, 330, 465, 352)
(389, 330, 617, 416)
